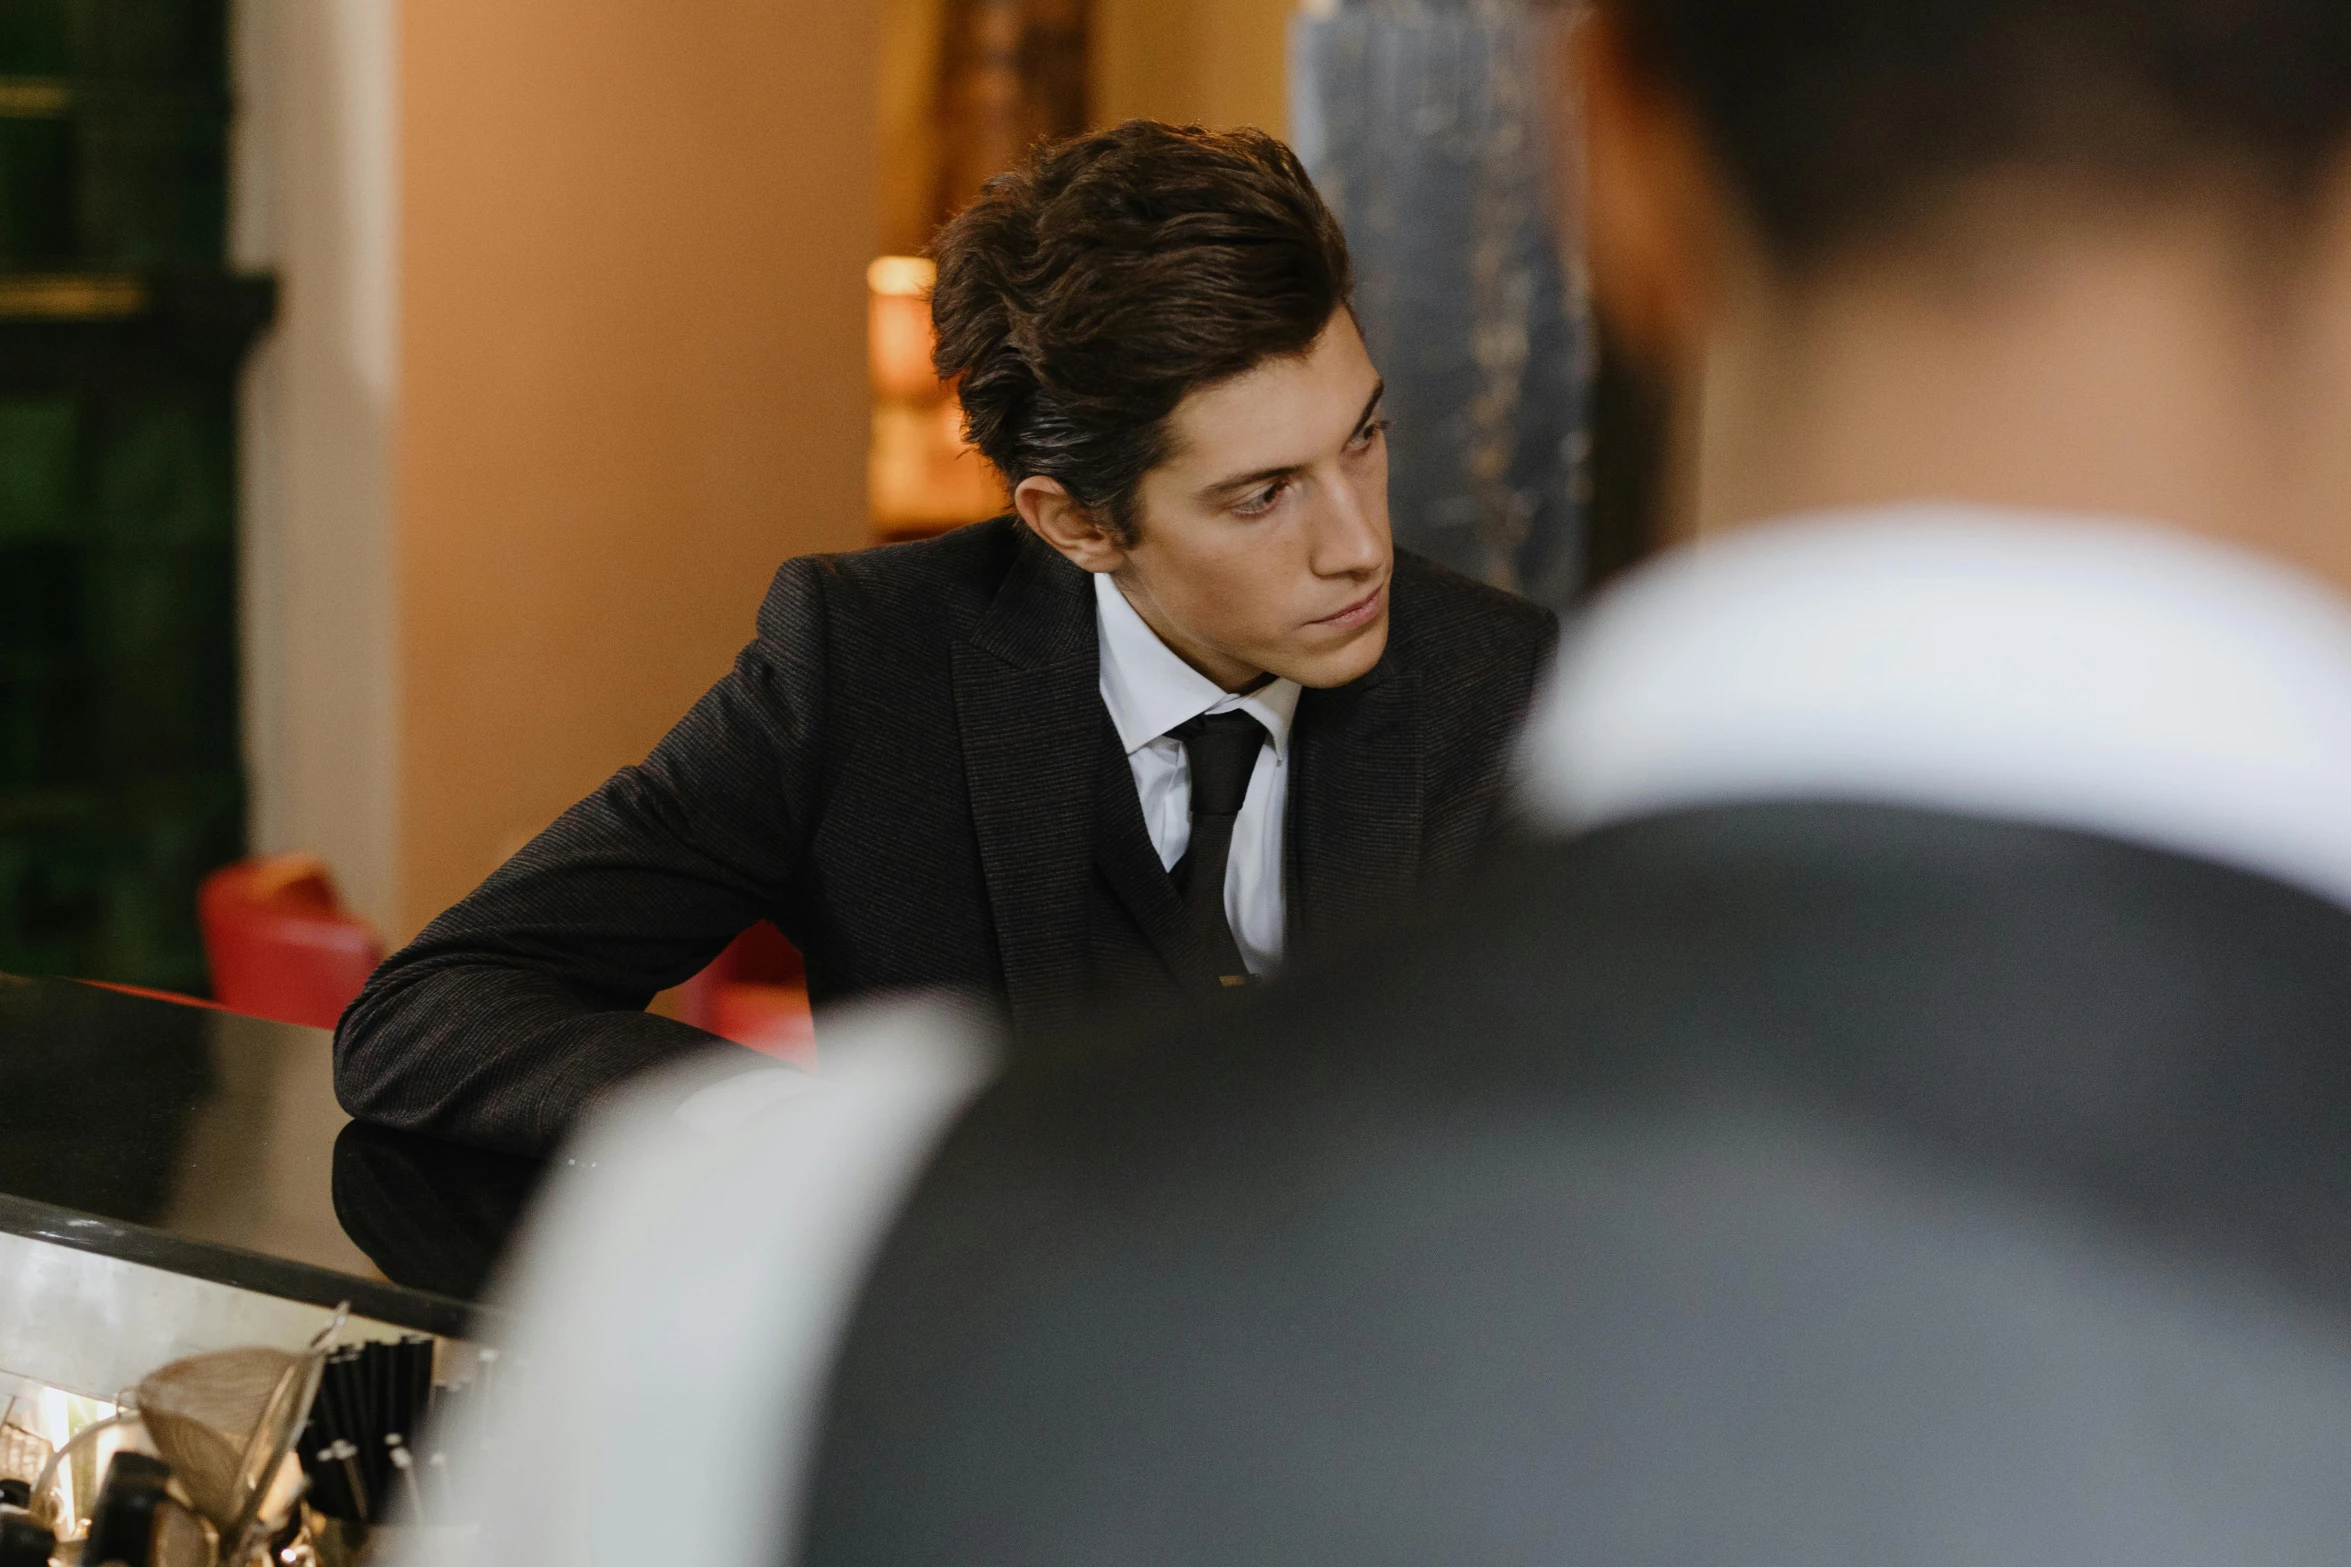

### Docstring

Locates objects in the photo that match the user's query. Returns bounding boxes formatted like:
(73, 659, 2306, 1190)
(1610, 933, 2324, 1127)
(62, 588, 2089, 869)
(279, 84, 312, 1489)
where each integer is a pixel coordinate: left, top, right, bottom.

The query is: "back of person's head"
(1581, 0, 2351, 579)
(928, 121, 1353, 544)
(1605, 0, 2351, 270)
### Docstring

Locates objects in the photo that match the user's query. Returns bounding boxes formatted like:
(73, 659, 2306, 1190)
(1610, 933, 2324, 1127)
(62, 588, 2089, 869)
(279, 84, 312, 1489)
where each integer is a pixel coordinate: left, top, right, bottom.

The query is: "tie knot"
(1174, 710, 1267, 819)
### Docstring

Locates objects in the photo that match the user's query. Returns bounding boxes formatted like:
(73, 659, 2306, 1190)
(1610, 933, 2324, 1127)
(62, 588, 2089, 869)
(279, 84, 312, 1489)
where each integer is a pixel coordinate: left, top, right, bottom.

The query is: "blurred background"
(0, 0, 1664, 997)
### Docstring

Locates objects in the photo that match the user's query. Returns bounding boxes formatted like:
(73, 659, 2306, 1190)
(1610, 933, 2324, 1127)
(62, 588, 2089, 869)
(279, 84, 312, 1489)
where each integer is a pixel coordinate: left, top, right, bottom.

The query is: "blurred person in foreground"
(335, 122, 1553, 1155)
(429, 1, 2351, 1564)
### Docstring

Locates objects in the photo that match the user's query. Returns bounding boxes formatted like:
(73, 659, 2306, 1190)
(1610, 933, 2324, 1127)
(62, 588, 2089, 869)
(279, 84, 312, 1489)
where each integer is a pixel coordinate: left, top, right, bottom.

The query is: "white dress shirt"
(1093, 570, 1301, 975)
(1518, 502, 2351, 914)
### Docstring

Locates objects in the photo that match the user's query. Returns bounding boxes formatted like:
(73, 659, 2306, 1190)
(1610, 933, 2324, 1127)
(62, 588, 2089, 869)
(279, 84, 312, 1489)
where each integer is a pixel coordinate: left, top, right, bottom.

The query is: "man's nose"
(1310, 474, 1387, 577)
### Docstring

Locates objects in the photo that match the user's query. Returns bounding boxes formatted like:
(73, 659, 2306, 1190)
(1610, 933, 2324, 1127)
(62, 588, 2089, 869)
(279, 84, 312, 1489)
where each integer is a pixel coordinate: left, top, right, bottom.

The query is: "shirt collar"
(1094, 571, 1301, 758)
(1518, 502, 2351, 913)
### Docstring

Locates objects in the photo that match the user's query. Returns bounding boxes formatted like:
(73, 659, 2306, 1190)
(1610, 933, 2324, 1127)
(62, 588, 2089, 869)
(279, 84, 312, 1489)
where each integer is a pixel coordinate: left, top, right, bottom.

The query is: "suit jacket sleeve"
(333, 557, 836, 1155)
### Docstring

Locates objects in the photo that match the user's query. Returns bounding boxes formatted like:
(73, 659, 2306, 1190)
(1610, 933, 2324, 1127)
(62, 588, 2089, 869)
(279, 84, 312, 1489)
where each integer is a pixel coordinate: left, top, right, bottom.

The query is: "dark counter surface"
(0, 973, 543, 1337)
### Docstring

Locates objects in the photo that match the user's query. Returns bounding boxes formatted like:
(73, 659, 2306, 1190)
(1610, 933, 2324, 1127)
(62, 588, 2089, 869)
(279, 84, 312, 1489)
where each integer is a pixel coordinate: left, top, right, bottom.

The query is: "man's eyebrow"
(1199, 382, 1387, 501)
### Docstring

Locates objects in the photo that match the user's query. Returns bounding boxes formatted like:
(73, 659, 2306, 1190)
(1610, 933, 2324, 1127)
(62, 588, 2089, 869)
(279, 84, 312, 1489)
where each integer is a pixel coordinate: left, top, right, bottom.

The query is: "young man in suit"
(334, 122, 1557, 1155)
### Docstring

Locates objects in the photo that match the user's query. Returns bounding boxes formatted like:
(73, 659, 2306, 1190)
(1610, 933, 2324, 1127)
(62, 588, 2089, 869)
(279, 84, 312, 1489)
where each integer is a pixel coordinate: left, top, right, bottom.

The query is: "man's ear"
(1015, 475, 1129, 573)
(1571, 8, 1726, 373)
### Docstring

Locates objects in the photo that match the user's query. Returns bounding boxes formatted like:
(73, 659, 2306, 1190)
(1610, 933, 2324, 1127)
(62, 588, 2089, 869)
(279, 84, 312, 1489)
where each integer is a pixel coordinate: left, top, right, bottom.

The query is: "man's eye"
(1233, 480, 1288, 517)
(1347, 416, 1392, 453)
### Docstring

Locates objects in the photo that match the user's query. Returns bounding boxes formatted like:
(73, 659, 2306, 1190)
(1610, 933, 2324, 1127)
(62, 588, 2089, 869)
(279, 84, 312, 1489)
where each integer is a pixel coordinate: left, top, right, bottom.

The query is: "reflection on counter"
(332, 1125, 544, 1303)
(0, 976, 214, 1228)
(0, 974, 543, 1336)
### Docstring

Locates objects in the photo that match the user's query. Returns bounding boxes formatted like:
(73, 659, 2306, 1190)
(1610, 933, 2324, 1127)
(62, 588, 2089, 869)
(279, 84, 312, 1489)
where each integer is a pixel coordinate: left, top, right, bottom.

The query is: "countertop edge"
(0, 1190, 488, 1340)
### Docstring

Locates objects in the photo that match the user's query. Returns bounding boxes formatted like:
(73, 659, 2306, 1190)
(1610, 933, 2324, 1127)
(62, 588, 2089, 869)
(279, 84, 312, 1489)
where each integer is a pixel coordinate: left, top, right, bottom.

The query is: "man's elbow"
(331, 969, 421, 1126)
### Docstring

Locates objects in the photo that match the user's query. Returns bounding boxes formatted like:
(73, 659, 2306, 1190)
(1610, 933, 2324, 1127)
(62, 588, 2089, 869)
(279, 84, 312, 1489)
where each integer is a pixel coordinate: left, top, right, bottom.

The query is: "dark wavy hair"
(1609, 0, 2351, 268)
(928, 120, 1354, 544)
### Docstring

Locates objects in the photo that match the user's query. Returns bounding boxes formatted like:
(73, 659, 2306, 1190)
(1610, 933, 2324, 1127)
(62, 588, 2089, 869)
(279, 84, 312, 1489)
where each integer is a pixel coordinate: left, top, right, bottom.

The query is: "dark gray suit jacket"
(333, 517, 1556, 1154)
(802, 803, 2351, 1564)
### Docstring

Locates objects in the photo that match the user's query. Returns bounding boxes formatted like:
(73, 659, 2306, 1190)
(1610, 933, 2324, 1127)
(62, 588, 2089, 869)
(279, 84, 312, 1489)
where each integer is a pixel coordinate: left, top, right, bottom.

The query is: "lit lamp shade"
(868, 255, 941, 400)
(868, 255, 1006, 539)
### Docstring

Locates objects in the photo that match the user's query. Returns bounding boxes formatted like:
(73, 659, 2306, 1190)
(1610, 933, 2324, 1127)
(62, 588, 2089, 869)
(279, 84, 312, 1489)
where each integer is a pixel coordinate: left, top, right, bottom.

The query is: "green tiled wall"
(0, 0, 251, 992)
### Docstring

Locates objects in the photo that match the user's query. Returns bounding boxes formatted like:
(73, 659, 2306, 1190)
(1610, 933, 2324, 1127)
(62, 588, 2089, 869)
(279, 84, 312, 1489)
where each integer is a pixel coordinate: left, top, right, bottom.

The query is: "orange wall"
(397, 0, 879, 936)
(1094, 0, 1292, 135)
(880, 0, 1295, 257)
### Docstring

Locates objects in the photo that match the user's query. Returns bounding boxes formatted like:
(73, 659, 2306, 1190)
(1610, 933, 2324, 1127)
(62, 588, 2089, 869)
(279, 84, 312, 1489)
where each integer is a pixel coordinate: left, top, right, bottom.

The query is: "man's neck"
(1686, 203, 2343, 589)
(1112, 573, 1271, 695)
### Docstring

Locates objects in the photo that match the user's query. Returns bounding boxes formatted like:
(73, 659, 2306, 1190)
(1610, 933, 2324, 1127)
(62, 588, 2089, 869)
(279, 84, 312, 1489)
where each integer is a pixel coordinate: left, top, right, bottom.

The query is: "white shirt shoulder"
(1518, 503, 2351, 913)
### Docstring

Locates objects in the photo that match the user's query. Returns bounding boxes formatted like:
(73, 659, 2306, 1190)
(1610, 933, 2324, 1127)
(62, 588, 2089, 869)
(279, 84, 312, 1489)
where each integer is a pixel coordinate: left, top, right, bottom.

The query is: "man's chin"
(1273, 612, 1391, 690)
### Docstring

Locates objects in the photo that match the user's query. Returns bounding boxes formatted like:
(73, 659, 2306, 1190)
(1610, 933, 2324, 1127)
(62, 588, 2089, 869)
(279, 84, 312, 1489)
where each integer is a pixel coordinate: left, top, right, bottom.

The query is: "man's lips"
(1309, 582, 1386, 631)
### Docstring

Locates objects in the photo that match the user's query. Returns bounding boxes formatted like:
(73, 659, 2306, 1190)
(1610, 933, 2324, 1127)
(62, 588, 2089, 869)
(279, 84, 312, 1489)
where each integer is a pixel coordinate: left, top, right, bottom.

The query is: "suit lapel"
(953, 532, 1103, 1032)
(956, 527, 1430, 1011)
(1289, 658, 1424, 966)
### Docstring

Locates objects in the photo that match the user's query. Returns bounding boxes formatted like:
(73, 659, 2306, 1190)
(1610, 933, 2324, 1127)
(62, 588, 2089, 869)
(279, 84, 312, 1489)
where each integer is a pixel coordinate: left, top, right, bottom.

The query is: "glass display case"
(0, 973, 542, 1559)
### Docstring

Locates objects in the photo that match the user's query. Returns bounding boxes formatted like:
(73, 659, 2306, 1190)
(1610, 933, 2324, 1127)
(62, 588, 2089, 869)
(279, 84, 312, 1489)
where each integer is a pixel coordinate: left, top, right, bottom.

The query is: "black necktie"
(1173, 710, 1267, 989)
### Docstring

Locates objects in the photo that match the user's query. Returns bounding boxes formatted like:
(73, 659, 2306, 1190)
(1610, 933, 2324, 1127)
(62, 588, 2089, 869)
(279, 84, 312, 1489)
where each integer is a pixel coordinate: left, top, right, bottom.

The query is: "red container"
(197, 855, 385, 1030)
(680, 921, 815, 1069)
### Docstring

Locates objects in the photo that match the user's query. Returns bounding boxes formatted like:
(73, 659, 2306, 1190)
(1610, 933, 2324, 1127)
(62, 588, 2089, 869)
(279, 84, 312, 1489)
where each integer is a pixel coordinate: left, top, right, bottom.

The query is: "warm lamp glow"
(866, 255, 936, 297)
(869, 271, 943, 402)
(868, 253, 1004, 537)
